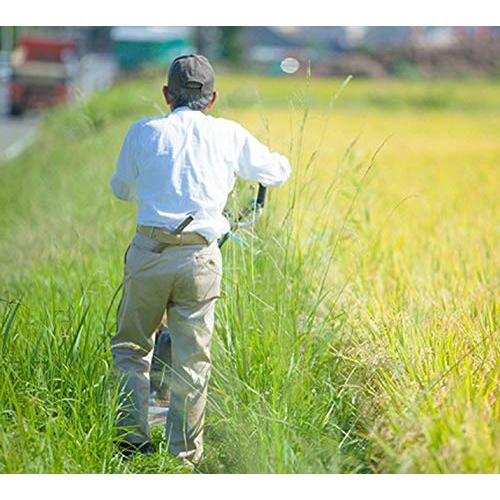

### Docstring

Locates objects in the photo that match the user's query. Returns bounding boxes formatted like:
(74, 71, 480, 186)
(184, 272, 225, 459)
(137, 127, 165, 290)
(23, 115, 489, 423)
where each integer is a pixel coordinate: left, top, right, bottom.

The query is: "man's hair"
(170, 89, 213, 111)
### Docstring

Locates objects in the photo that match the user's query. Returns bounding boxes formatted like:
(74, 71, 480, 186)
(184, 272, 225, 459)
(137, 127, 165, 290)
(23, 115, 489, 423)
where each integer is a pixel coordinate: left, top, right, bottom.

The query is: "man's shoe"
(117, 440, 154, 457)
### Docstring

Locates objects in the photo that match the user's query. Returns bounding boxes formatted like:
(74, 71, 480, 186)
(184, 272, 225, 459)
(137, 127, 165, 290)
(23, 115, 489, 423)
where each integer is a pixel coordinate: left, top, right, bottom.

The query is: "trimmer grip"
(256, 184, 267, 208)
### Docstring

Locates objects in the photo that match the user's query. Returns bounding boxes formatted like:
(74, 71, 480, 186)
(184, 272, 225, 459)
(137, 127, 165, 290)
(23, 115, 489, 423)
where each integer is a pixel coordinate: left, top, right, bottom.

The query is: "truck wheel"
(9, 103, 23, 116)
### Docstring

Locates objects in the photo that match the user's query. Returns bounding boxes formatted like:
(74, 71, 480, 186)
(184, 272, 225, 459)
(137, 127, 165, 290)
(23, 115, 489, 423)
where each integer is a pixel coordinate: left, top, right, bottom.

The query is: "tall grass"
(200, 76, 375, 472)
(0, 71, 498, 473)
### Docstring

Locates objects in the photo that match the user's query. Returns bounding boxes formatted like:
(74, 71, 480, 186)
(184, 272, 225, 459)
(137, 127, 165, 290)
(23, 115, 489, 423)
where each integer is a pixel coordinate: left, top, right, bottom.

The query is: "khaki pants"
(110, 231, 222, 463)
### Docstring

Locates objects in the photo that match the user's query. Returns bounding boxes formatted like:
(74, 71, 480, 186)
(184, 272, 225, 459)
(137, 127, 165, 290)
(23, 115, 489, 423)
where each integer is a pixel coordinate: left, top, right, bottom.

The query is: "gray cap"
(168, 54, 215, 98)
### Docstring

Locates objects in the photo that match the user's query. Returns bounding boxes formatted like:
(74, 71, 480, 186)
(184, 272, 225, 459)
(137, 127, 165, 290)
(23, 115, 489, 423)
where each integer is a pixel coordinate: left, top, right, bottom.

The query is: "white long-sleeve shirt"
(111, 106, 291, 242)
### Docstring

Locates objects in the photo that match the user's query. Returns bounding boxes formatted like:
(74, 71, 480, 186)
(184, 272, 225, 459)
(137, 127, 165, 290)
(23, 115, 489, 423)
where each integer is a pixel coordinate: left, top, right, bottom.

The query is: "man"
(110, 54, 291, 465)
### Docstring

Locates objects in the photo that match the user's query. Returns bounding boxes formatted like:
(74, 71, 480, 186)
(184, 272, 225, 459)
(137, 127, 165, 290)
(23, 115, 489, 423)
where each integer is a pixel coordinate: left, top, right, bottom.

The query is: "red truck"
(8, 35, 79, 116)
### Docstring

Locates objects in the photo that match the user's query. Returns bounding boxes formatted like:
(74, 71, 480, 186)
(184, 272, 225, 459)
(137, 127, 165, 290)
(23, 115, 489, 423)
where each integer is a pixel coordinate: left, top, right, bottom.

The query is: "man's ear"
(207, 90, 217, 110)
(163, 85, 173, 106)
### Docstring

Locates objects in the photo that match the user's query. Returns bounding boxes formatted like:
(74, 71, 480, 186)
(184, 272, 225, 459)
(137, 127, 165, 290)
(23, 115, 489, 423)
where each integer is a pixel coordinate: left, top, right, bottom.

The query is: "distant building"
(359, 26, 500, 51)
(362, 27, 414, 49)
(246, 26, 348, 67)
(417, 27, 455, 48)
(246, 27, 303, 64)
(111, 27, 192, 70)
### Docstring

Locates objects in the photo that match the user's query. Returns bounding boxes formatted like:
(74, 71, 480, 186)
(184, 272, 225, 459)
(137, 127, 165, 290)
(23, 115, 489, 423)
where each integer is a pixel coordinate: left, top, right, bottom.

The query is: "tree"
(220, 27, 246, 66)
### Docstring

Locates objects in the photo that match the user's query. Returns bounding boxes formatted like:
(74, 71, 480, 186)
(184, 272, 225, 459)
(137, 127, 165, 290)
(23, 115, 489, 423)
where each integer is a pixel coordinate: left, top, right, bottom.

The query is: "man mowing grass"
(109, 54, 291, 465)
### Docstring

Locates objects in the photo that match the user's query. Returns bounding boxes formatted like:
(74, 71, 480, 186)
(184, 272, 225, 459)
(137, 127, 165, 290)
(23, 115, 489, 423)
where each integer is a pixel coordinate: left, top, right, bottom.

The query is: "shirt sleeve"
(110, 124, 138, 201)
(234, 125, 291, 187)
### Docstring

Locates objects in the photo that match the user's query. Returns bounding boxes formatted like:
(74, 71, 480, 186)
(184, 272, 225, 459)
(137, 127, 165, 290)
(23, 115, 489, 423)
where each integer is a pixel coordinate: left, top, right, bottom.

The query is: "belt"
(137, 225, 208, 246)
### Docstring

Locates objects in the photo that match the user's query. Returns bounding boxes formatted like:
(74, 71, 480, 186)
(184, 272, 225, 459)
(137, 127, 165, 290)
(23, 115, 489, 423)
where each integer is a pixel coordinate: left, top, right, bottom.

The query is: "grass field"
(0, 71, 498, 473)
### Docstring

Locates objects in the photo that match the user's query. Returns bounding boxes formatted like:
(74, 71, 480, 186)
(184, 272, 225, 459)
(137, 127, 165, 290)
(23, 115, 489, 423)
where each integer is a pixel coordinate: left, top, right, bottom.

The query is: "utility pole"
(194, 27, 209, 55)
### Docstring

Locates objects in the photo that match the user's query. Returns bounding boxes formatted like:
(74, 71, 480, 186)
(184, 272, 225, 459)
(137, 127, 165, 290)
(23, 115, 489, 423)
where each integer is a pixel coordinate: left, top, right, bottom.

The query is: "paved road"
(0, 53, 117, 163)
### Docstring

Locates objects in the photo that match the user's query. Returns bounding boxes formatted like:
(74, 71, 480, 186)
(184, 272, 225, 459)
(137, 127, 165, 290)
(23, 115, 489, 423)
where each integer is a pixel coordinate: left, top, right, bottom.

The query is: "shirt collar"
(172, 106, 199, 114)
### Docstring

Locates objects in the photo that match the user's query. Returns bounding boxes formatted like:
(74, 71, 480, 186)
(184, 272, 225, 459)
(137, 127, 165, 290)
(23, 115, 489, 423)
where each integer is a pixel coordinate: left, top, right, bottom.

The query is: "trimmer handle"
(256, 184, 267, 208)
(218, 183, 268, 248)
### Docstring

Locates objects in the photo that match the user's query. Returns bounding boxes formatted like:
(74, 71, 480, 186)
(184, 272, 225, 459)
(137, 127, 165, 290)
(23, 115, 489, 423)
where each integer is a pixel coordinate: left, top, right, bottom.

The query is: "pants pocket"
(172, 246, 222, 304)
(131, 232, 167, 254)
(125, 233, 163, 277)
(193, 246, 222, 301)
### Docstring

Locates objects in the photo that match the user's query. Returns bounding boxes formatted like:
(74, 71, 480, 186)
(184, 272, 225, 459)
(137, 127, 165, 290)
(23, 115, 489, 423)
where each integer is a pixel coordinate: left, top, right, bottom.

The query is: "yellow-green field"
(230, 79, 500, 472)
(0, 72, 498, 473)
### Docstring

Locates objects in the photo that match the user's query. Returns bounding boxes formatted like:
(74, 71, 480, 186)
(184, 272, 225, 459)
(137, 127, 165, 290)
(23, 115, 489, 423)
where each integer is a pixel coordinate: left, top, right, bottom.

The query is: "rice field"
(0, 71, 498, 473)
